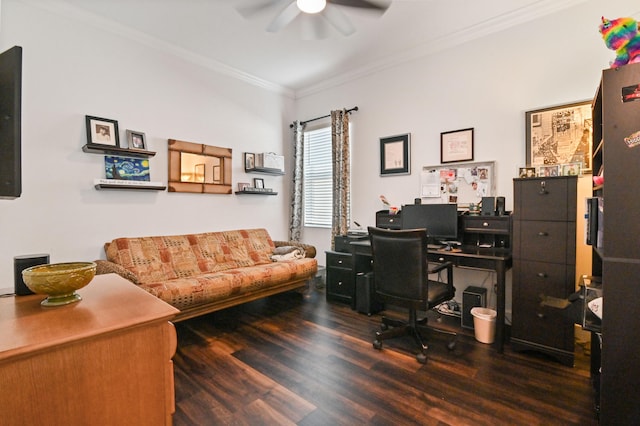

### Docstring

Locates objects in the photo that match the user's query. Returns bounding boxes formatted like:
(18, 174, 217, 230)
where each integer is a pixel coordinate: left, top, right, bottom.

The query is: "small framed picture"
(561, 162, 582, 176)
(244, 153, 255, 171)
(238, 182, 250, 191)
(380, 133, 410, 176)
(537, 165, 560, 177)
(86, 115, 119, 147)
(518, 167, 537, 178)
(253, 177, 264, 189)
(441, 128, 474, 163)
(126, 130, 147, 150)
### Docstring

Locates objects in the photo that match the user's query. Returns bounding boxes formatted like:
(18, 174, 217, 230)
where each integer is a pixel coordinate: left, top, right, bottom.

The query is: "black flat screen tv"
(0, 46, 22, 199)
(401, 203, 459, 242)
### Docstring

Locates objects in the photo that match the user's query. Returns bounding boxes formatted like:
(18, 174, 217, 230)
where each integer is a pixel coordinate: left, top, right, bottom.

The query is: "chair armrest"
(273, 240, 316, 258)
(94, 260, 139, 284)
(428, 261, 453, 275)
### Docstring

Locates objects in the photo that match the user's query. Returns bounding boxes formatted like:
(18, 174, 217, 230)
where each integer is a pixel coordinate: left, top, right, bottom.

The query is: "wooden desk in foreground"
(0, 273, 179, 426)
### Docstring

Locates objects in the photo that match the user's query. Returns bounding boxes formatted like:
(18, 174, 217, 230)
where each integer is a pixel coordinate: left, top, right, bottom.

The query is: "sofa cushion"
(105, 228, 275, 284)
(139, 257, 318, 309)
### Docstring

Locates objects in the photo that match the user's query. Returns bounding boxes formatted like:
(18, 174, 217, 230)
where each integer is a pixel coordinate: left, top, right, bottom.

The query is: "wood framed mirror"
(168, 139, 232, 194)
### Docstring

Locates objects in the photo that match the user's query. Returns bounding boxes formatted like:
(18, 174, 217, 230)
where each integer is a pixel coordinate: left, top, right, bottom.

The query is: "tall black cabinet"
(511, 176, 577, 367)
(591, 63, 640, 424)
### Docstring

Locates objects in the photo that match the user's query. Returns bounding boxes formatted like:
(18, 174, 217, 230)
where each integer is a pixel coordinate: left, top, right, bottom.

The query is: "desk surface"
(351, 240, 511, 261)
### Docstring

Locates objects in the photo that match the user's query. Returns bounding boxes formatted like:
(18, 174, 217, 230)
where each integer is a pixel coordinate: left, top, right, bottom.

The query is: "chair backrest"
(368, 226, 429, 307)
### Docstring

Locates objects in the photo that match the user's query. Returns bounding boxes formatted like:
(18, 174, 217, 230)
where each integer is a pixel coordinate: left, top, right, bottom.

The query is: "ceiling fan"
(237, 0, 391, 39)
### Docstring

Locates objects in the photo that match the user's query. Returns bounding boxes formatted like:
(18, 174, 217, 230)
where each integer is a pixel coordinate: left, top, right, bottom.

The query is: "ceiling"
(49, 0, 588, 96)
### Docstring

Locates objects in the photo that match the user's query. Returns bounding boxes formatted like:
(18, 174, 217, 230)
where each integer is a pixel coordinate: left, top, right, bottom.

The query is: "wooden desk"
(350, 241, 512, 353)
(0, 273, 179, 425)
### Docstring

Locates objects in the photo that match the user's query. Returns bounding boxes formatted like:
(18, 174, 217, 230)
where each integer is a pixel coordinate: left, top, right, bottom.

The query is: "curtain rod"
(289, 106, 358, 128)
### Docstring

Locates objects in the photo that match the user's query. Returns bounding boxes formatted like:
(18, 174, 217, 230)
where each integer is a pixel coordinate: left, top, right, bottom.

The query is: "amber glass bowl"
(22, 262, 97, 307)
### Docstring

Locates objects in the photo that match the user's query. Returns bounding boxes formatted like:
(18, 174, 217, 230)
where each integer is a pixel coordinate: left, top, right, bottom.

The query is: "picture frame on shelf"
(561, 162, 582, 176)
(525, 100, 592, 173)
(253, 177, 264, 189)
(441, 128, 474, 163)
(380, 133, 410, 176)
(86, 115, 119, 148)
(244, 152, 255, 171)
(238, 182, 250, 191)
(536, 165, 560, 177)
(126, 130, 147, 150)
(518, 167, 536, 178)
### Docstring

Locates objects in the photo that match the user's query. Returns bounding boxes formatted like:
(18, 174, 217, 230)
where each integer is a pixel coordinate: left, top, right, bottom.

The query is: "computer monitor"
(401, 203, 459, 243)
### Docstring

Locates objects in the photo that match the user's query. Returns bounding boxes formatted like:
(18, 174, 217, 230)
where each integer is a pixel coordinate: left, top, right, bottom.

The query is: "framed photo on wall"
(244, 152, 255, 171)
(380, 133, 410, 176)
(86, 115, 119, 148)
(525, 100, 592, 173)
(126, 130, 147, 150)
(441, 128, 474, 163)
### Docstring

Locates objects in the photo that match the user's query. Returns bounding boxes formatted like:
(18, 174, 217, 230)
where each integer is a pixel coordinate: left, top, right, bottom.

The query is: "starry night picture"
(105, 156, 150, 181)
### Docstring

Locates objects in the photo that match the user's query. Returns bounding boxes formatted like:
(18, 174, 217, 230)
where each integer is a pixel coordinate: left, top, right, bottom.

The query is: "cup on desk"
(389, 206, 399, 215)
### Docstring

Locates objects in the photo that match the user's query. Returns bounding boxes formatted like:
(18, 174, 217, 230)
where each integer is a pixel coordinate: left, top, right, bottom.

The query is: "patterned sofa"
(95, 228, 317, 322)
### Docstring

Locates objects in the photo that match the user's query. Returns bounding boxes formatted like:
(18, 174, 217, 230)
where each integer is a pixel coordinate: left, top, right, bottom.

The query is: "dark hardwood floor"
(172, 285, 598, 425)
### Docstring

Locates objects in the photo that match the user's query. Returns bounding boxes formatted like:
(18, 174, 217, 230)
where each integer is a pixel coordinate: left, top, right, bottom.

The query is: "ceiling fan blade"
(328, 0, 391, 13)
(322, 5, 356, 36)
(299, 14, 331, 40)
(236, 0, 292, 19)
(266, 1, 301, 33)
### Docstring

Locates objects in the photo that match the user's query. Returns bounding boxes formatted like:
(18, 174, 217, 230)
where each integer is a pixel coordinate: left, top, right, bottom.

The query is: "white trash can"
(470, 307, 497, 344)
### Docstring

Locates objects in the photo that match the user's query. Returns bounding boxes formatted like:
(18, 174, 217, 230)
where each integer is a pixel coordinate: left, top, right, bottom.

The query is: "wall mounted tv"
(0, 46, 22, 199)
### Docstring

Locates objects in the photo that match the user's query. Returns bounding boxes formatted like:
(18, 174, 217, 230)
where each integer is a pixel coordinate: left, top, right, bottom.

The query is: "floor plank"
(172, 286, 598, 425)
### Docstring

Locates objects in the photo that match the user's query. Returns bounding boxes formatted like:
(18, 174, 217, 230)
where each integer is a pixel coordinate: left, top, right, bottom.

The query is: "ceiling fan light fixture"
(296, 0, 326, 14)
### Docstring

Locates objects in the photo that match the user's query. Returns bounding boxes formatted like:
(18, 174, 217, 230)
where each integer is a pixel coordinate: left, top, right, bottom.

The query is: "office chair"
(368, 226, 457, 364)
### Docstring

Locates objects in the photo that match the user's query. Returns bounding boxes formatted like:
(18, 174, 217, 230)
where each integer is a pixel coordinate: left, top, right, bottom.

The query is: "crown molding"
(295, 0, 590, 98)
(22, 0, 296, 99)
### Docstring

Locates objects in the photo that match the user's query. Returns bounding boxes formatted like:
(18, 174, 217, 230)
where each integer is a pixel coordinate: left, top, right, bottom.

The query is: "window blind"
(303, 127, 332, 228)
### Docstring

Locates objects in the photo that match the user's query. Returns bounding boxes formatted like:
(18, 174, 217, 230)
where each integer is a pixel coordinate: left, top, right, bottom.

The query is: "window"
(303, 126, 332, 228)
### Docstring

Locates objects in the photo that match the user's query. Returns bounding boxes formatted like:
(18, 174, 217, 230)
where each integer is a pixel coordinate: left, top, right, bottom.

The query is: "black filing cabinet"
(325, 250, 354, 304)
(511, 176, 577, 366)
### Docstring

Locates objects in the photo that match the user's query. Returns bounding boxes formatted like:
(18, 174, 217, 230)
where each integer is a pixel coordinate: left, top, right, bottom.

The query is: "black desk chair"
(368, 226, 457, 364)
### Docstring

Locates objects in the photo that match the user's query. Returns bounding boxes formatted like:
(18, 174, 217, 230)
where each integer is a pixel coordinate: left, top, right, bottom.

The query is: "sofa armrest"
(94, 260, 140, 284)
(273, 240, 316, 258)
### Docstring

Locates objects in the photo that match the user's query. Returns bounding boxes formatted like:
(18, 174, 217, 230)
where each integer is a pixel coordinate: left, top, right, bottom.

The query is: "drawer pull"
(483, 222, 489, 227)
(537, 231, 548, 237)
(337, 260, 343, 264)
(338, 281, 343, 286)
(389, 218, 394, 223)
(537, 272, 547, 278)
(538, 181, 548, 195)
(537, 313, 545, 319)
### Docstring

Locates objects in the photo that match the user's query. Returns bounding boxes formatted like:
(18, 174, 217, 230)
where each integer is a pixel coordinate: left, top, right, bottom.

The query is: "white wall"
(297, 0, 631, 260)
(0, 0, 295, 284)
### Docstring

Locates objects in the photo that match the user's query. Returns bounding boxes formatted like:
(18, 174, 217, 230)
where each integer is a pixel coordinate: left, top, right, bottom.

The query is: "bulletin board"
(420, 161, 495, 207)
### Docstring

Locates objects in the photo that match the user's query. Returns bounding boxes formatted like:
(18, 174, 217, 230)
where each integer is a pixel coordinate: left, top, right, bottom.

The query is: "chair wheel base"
(416, 353, 427, 364)
(447, 340, 456, 351)
(373, 340, 382, 350)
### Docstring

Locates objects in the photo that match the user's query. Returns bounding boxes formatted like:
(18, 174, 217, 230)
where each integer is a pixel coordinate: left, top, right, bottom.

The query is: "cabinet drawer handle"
(338, 281, 343, 286)
(337, 260, 343, 264)
(537, 313, 545, 319)
(483, 222, 489, 227)
(537, 232, 548, 237)
(538, 181, 548, 195)
(537, 272, 547, 278)
(389, 218, 394, 223)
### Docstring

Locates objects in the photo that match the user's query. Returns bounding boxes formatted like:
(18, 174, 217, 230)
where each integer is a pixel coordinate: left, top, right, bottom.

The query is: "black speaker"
(14, 254, 49, 295)
(495, 196, 506, 216)
(355, 272, 383, 315)
(481, 197, 495, 216)
(462, 285, 487, 329)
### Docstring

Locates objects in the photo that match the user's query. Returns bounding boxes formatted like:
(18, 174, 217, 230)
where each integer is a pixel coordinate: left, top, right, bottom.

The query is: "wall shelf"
(244, 167, 285, 175)
(82, 144, 156, 158)
(235, 190, 277, 195)
(93, 179, 166, 191)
